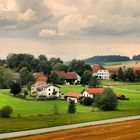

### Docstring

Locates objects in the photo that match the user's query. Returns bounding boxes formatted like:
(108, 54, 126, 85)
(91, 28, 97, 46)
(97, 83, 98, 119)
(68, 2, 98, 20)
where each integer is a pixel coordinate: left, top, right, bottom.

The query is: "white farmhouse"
(81, 88, 105, 98)
(31, 82, 60, 98)
(92, 64, 110, 80)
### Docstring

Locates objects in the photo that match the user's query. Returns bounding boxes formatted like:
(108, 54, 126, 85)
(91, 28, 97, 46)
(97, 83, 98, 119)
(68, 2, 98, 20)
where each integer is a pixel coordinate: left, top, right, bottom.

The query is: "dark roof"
(51, 71, 78, 80)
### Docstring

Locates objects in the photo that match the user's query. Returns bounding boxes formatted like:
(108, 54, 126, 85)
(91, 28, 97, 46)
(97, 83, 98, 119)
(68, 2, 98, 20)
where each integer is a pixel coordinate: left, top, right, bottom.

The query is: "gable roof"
(33, 72, 48, 82)
(64, 92, 80, 98)
(134, 67, 140, 72)
(92, 64, 105, 73)
(51, 71, 78, 80)
(32, 82, 60, 88)
(82, 88, 105, 94)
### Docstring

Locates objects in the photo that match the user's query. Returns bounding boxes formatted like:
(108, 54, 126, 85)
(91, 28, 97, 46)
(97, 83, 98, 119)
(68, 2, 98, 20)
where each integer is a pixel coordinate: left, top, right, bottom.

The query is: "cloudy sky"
(0, 0, 140, 61)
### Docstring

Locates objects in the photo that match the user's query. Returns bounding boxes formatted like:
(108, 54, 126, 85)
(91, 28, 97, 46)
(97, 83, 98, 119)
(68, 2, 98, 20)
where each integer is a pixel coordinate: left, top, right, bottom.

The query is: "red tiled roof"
(64, 92, 80, 98)
(65, 72, 77, 79)
(33, 72, 48, 82)
(84, 88, 105, 94)
(51, 71, 77, 80)
(134, 67, 140, 72)
(92, 64, 105, 73)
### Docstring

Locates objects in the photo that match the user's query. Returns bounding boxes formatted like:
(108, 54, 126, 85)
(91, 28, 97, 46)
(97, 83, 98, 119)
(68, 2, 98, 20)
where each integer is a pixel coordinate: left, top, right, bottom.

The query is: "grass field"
(0, 83, 140, 133)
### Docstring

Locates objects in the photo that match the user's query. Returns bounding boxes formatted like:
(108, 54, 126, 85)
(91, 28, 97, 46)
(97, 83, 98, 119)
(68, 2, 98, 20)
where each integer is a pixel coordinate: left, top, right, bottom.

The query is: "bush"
(94, 88, 118, 111)
(68, 100, 76, 113)
(82, 97, 93, 106)
(10, 81, 21, 96)
(0, 106, 13, 118)
(36, 95, 47, 101)
(30, 91, 37, 97)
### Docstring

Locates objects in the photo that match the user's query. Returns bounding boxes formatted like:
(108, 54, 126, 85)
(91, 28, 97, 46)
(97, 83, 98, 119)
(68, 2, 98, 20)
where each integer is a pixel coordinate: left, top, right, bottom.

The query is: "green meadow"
(0, 83, 140, 133)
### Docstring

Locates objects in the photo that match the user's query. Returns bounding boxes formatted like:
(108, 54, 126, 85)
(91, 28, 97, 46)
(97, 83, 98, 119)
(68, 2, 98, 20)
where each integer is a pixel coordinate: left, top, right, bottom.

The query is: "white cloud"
(18, 9, 36, 21)
(39, 29, 65, 37)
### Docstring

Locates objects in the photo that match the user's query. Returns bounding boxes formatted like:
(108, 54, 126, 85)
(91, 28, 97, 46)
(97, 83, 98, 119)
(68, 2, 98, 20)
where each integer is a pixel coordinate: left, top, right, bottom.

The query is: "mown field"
(14, 120, 140, 140)
(0, 82, 140, 133)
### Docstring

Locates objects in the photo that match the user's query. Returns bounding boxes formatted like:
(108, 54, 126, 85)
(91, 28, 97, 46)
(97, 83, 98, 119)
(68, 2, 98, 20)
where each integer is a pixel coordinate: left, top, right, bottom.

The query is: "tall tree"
(89, 76, 100, 88)
(81, 70, 92, 85)
(0, 66, 15, 89)
(126, 68, 135, 82)
(38, 61, 52, 75)
(69, 59, 92, 76)
(53, 63, 68, 72)
(19, 67, 34, 86)
(117, 67, 125, 81)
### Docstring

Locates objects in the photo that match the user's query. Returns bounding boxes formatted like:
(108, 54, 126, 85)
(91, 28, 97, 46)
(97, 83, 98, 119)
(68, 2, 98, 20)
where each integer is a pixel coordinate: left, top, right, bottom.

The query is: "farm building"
(51, 71, 81, 84)
(92, 64, 110, 80)
(31, 82, 60, 98)
(81, 88, 105, 98)
(33, 72, 48, 82)
(64, 92, 80, 103)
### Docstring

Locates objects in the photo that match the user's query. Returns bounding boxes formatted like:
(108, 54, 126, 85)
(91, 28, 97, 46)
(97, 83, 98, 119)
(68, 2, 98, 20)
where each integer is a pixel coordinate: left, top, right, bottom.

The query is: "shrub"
(94, 88, 118, 111)
(10, 81, 21, 96)
(23, 89, 29, 96)
(30, 91, 37, 97)
(36, 95, 47, 101)
(82, 97, 93, 106)
(0, 106, 13, 118)
(68, 100, 76, 113)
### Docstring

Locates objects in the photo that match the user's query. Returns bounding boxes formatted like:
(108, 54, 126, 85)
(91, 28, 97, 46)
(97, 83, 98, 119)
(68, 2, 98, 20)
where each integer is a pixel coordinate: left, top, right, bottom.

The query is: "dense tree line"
(0, 53, 93, 88)
(133, 55, 140, 60)
(85, 55, 130, 64)
(111, 67, 139, 82)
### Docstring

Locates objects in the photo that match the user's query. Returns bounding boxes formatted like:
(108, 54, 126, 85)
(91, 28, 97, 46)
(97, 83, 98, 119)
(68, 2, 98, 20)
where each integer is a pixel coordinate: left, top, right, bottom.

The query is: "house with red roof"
(81, 88, 105, 98)
(64, 92, 80, 103)
(51, 71, 81, 84)
(92, 64, 109, 80)
(33, 72, 48, 82)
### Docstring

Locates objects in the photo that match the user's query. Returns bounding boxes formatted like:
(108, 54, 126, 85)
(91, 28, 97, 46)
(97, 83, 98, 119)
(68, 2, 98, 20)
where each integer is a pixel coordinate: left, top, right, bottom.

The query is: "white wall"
(38, 85, 60, 98)
(81, 91, 93, 98)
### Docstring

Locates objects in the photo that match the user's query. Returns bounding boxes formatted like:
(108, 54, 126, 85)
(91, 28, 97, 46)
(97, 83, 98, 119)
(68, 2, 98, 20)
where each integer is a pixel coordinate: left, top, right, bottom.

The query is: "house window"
(49, 89, 50, 91)
(49, 93, 51, 95)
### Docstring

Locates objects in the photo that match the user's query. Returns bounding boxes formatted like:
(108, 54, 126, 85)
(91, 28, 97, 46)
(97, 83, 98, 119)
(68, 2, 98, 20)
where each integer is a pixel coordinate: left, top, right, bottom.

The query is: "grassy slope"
(0, 83, 140, 133)
(0, 88, 91, 117)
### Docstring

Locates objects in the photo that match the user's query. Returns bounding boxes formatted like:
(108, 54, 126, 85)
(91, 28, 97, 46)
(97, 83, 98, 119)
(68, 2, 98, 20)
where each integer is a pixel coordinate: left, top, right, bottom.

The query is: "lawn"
(0, 89, 91, 117)
(60, 85, 86, 94)
(0, 84, 140, 133)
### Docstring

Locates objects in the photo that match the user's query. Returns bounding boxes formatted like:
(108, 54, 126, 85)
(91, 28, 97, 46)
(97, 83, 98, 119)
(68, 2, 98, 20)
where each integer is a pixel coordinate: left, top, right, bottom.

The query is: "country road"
(0, 115, 140, 139)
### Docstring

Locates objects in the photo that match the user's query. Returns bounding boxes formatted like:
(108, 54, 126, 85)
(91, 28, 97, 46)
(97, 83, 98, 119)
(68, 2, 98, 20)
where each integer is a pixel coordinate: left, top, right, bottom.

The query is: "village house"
(31, 82, 60, 98)
(33, 72, 48, 82)
(92, 64, 110, 80)
(81, 88, 105, 98)
(51, 71, 81, 84)
(64, 92, 80, 103)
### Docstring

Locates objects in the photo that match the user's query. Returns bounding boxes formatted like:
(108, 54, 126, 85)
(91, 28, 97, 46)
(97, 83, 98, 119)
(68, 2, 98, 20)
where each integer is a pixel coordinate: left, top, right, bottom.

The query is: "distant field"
(104, 61, 133, 66)
(104, 60, 140, 71)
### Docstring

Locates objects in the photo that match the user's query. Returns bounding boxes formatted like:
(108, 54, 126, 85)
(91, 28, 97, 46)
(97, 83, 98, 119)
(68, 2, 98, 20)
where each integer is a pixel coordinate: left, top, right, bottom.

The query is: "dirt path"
(14, 120, 140, 140)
